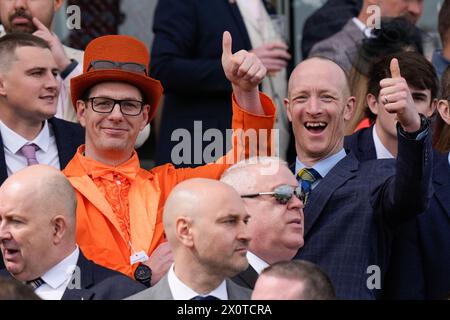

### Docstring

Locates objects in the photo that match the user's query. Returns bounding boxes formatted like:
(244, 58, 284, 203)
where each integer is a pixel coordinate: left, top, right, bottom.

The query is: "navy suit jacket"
(0, 251, 145, 300)
(151, 0, 273, 167)
(292, 133, 432, 299)
(383, 151, 450, 300)
(345, 127, 450, 299)
(344, 125, 376, 161)
(231, 265, 259, 290)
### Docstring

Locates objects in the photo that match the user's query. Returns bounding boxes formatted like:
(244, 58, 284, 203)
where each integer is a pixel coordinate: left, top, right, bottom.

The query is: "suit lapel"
(62, 288, 95, 300)
(358, 126, 377, 161)
(342, 20, 365, 64)
(50, 118, 71, 169)
(61, 252, 95, 300)
(70, 175, 123, 236)
(304, 154, 359, 236)
(225, 0, 252, 50)
(236, 265, 258, 289)
(0, 131, 8, 185)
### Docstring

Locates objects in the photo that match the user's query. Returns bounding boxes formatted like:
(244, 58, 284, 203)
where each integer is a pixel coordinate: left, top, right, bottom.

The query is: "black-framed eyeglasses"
(88, 60, 147, 75)
(241, 184, 305, 205)
(88, 97, 144, 116)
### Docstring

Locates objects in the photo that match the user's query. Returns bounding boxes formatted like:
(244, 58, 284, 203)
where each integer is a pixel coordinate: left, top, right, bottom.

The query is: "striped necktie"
(26, 277, 45, 290)
(297, 168, 321, 205)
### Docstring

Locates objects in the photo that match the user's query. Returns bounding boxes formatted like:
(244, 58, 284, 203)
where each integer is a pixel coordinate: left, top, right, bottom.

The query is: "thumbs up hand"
(221, 31, 267, 92)
(379, 58, 421, 133)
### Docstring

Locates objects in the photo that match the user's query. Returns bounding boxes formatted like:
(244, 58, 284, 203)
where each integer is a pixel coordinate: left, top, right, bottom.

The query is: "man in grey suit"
(308, 0, 424, 72)
(127, 178, 252, 300)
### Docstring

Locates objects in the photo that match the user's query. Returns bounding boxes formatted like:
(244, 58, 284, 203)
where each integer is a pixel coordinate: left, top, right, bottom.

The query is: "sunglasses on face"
(241, 184, 305, 204)
(87, 60, 148, 75)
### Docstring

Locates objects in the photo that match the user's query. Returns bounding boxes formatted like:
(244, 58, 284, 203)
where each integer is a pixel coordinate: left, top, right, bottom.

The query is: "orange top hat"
(70, 35, 163, 122)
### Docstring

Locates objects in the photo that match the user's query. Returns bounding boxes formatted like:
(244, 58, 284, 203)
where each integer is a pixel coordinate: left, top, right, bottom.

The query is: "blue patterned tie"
(191, 295, 220, 300)
(297, 168, 321, 205)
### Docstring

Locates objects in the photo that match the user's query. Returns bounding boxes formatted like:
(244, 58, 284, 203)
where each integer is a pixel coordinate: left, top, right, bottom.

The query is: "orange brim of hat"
(70, 69, 163, 122)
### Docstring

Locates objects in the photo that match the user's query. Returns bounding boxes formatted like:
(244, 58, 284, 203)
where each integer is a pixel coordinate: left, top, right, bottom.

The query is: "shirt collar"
(0, 120, 51, 153)
(246, 251, 269, 274)
(41, 246, 79, 290)
(372, 125, 394, 159)
(448, 152, 450, 167)
(76, 145, 140, 182)
(295, 149, 347, 179)
(168, 264, 228, 300)
(352, 17, 374, 38)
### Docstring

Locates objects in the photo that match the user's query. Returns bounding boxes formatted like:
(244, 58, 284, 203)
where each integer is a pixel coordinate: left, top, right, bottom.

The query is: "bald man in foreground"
(0, 165, 145, 300)
(127, 178, 252, 300)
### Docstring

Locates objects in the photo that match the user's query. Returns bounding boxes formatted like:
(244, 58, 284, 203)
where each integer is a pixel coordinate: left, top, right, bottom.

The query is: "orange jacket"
(63, 93, 275, 277)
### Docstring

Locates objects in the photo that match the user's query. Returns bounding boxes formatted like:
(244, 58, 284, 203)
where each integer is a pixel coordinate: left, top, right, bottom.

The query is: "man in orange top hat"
(64, 32, 276, 287)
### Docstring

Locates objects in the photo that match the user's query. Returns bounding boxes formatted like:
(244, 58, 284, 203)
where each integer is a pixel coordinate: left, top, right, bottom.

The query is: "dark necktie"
(191, 295, 220, 300)
(297, 168, 321, 205)
(26, 277, 45, 290)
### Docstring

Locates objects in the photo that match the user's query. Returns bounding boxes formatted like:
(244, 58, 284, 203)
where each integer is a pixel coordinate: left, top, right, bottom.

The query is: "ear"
(76, 100, 87, 127)
(427, 98, 438, 117)
(175, 216, 194, 248)
(284, 98, 293, 123)
(437, 99, 450, 125)
(343, 96, 356, 121)
(140, 104, 150, 131)
(51, 215, 67, 245)
(0, 75, 6, 97)
(54, 0, 64, 12)
(367, 93, 379, 116)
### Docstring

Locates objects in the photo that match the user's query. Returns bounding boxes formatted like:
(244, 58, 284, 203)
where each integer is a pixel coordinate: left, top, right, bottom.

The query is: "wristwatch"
(134, 263, 152, 288)
(397, 113, 429, 140)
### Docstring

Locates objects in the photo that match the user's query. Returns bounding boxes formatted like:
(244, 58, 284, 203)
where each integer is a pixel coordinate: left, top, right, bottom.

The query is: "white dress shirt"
(352, 17, 374, 38)
(373, 125, 395, 159)
(34, 247, 80, 300)
(167, 264, 228, 300)
(0, 120, 60, 175)
(246, 251, 269, 275)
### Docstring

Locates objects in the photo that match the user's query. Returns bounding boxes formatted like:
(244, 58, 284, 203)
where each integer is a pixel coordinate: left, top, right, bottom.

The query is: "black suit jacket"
(231, 265, 258, 290)
(291, 133, 432, 299)
(0, 117, 84, 185)
(151, 0, 274, 167)
(301, 0, 362, 59)
(0, 251, 145, 300)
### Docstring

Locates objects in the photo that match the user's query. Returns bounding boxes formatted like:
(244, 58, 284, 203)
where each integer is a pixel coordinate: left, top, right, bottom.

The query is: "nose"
(107, 103, 125, 121)
(408, 1, 423, 18)
(237, 220, 251, 244)
(288, 193, 304, 210)
(0, 221, 11, 242)
(13, 0, 27, 9)
(44, 72, 60, 93)
(305, 96, 322, 117)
